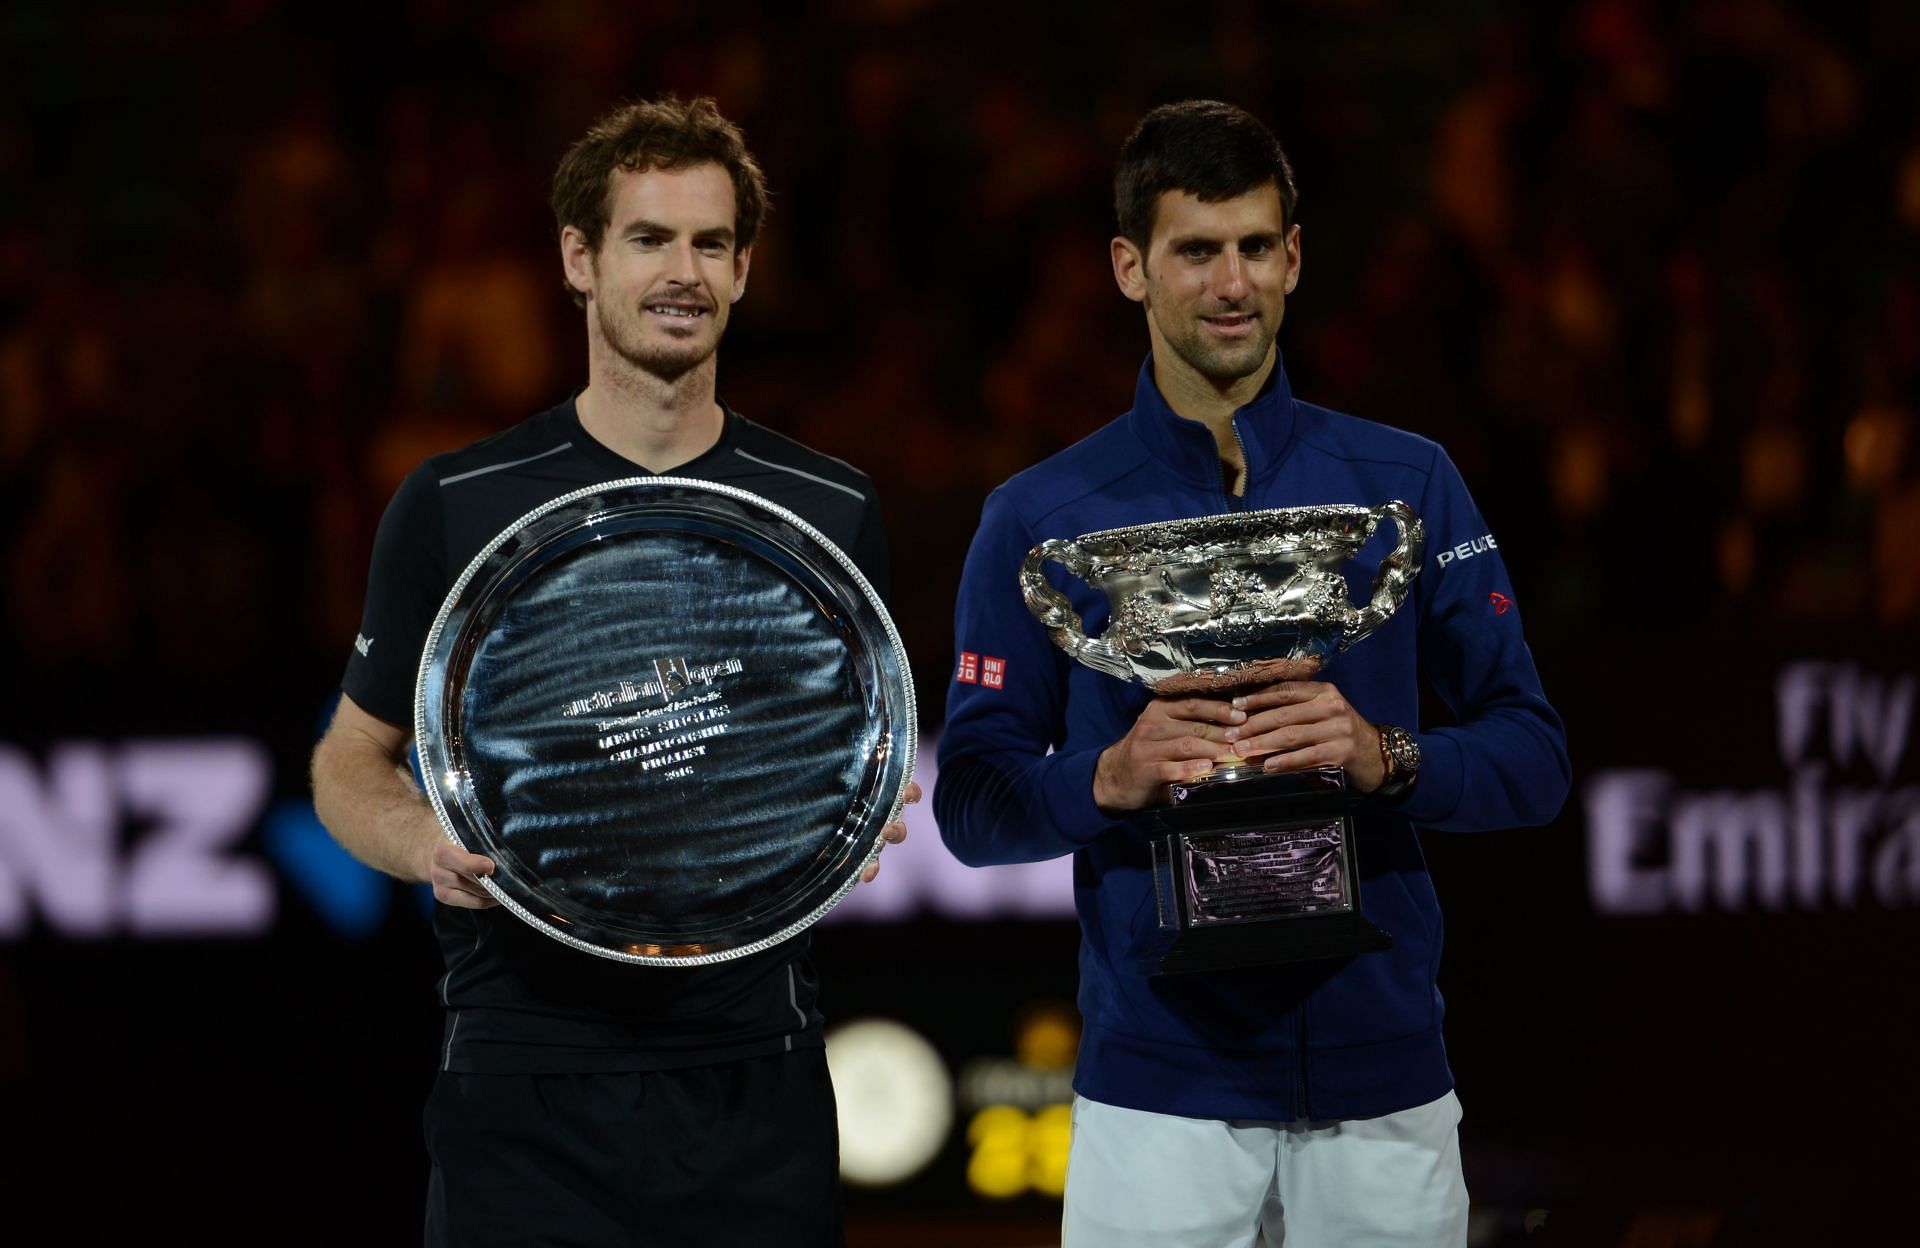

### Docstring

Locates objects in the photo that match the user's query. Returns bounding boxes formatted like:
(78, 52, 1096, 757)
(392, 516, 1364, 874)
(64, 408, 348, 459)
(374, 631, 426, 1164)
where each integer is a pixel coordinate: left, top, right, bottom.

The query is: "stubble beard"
(1167, 314, 1275, 385)
(597, 297, 727, 384)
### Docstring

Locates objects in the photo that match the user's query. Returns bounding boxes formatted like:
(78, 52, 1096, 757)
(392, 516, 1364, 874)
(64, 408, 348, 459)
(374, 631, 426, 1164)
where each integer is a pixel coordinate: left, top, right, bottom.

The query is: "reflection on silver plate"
(414, 478, 915, 967)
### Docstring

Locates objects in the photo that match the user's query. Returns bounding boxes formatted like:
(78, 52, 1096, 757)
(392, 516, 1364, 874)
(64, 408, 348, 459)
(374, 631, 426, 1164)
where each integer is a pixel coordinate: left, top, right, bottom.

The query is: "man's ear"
(731, 243, 753, 304)
(1111, 235, 1148, 304)
(1283, 223, 1302, 296)
(560, 225, 596, 300)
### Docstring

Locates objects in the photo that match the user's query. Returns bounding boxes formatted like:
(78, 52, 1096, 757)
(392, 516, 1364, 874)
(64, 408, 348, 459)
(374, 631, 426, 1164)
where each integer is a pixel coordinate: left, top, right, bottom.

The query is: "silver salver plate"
(415, 477, 915, 967)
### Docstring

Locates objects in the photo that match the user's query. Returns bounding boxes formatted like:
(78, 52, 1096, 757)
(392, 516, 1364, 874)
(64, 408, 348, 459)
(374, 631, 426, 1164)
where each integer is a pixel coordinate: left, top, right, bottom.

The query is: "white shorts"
(1062, 1090, 1467, 1248)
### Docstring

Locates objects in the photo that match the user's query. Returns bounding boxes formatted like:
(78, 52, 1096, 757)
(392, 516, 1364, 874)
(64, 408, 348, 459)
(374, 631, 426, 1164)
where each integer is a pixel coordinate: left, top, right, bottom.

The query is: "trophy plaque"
(416, 478, 915, 967)
(1021, 501, 1422, 975)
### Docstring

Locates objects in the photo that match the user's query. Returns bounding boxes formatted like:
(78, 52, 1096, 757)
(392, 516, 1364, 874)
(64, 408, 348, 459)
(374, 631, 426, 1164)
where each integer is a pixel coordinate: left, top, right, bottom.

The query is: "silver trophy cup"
(1021, 501, 1423, 973)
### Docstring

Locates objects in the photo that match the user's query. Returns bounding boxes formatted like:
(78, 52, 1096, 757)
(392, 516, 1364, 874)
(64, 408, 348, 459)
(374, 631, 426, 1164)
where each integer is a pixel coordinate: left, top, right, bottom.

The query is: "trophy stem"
(1182, 753, 1271, 790)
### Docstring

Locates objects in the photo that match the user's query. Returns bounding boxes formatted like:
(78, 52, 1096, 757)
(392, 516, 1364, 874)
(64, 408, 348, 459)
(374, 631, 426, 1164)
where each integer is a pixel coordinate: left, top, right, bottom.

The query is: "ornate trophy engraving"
(417, 478, 915, 967)
(1021, 502, 1423, 974)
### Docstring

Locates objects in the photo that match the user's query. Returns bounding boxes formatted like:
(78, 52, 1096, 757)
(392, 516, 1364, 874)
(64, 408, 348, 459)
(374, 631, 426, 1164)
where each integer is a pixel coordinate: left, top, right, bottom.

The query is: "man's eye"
(1242, 241, 1272, 256)
(1183, 245, 1212, 260)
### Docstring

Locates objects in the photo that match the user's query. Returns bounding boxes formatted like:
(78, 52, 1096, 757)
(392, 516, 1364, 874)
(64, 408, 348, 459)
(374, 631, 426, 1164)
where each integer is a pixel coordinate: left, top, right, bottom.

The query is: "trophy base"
(1136, 768, 1392, 977)
(1144, 910, 1393, 976)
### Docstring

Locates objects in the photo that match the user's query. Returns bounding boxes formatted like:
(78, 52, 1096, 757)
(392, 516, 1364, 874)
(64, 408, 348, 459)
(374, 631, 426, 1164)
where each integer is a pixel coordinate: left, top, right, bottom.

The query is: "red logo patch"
(1489, 592, 1513, 615)
(981, 656, 1007, 689)
(956, 652, 979, 684)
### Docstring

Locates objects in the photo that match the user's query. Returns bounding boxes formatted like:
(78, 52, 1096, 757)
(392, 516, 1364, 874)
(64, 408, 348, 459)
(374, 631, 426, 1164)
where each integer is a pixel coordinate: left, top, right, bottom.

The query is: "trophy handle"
(1348, 500, 1425, 645)
(1020, 539, 1135, 682)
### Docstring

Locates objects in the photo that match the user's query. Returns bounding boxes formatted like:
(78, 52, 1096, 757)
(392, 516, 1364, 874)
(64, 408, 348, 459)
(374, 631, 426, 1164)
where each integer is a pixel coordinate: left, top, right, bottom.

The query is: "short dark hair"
(551, 95, 770, 305)
(1114, 100, 1298, 250)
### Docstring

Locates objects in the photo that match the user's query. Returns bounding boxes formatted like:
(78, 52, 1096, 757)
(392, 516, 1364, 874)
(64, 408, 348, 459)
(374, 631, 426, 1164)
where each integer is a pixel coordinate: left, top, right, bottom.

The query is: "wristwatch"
(1374, 724, 1421, 800)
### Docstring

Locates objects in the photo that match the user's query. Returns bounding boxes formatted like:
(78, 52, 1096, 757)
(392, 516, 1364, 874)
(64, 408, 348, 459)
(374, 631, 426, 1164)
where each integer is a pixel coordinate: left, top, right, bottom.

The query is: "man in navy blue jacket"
(936, 101, 1569, 1246)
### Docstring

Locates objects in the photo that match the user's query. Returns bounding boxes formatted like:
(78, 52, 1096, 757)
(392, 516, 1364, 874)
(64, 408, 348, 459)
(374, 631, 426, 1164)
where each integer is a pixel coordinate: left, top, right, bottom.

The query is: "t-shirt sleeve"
(340, 465, 447, 730)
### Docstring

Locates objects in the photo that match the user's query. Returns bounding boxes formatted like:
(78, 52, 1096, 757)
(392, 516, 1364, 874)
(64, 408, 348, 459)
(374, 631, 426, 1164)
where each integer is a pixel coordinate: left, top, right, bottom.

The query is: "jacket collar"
(1125, 350, 1299, 492)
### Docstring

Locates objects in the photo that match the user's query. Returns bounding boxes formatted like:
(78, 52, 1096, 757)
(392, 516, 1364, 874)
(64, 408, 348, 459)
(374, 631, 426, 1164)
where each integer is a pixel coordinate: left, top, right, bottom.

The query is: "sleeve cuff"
(1390, 730, 1464, 825)
(1040, 747, 1119, 845)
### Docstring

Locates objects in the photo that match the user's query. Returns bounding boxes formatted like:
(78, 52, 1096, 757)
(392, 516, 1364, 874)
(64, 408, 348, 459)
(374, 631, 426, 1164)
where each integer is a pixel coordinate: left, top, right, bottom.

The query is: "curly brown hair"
(550, 96, 771, 307)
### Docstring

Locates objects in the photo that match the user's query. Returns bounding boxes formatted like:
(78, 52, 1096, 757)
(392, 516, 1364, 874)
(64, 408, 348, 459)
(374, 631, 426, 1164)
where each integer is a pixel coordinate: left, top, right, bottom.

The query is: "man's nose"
(666, 239, 700, 285)
(1214, 250, 1250, 301)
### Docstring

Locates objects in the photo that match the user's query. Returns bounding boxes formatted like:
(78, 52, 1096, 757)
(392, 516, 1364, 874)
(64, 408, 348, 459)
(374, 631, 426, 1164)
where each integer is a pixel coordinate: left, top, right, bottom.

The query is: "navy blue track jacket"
(936, 355, 1570, 1122)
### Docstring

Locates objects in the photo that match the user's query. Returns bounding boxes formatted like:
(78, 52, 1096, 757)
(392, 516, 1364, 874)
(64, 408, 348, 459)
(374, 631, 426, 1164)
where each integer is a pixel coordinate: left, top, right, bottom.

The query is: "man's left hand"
(860, 780, 921, 884)
(1223, 681, 1386, 792)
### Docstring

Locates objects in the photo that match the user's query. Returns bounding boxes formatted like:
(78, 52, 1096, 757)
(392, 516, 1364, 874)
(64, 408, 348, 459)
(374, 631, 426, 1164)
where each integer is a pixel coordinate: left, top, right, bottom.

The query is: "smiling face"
(1112, 181, 1301, 391)
(562, 161, 751, 383)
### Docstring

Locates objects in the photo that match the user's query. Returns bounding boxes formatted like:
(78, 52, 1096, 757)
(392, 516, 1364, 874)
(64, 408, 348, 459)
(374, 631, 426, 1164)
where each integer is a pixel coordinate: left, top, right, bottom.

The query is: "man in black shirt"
(311, 95, 912, 1248)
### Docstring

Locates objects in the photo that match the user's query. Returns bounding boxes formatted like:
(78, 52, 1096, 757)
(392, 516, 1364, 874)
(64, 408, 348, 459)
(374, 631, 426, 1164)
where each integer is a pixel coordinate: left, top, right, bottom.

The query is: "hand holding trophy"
(1021, 501, 1423, 974)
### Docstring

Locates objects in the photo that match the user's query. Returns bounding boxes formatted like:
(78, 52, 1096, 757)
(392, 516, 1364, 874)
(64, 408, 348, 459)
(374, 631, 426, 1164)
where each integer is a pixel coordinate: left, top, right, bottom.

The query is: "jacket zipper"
(1225, 415, 1251, 511)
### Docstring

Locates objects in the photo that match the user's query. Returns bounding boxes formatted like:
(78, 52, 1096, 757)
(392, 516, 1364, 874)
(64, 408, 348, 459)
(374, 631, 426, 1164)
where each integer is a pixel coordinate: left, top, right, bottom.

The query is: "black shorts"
(422, 1050, 842, 1247)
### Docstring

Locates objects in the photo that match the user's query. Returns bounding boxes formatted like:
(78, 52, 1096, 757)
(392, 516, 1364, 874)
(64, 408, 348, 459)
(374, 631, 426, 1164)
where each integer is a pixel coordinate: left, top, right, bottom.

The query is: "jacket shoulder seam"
(999, 431, 1156, 531)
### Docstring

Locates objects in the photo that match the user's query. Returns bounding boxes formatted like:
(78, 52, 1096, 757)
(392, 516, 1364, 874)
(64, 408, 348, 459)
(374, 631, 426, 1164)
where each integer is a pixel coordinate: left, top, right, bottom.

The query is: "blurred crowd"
(3, 0, 1917, 725)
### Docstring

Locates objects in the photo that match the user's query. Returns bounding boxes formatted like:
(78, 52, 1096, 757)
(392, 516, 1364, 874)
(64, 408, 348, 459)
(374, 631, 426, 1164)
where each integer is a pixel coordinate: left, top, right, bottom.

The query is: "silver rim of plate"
(414, 476, 915, 967)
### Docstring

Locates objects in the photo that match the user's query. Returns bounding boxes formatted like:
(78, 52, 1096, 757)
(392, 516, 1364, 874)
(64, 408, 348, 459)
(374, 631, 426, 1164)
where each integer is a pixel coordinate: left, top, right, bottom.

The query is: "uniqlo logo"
(981, 656, 1007, 689)
(956, 652, 979, 684)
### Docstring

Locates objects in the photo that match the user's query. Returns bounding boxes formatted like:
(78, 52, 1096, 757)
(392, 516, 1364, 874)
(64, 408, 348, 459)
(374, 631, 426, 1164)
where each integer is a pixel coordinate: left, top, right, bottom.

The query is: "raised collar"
(1124, 351, 1299, 495)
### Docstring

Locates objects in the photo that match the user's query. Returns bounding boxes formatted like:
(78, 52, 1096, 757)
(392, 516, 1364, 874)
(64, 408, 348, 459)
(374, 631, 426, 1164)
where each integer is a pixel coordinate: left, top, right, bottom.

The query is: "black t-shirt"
(342, 396, 890, 1073)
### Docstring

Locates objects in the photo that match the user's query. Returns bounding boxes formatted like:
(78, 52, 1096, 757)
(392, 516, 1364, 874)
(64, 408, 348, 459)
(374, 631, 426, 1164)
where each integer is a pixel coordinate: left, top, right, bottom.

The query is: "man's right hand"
(425, 838, 500, 910)
(1091, 696, 1246, 814)
(313, 693, 504, 910)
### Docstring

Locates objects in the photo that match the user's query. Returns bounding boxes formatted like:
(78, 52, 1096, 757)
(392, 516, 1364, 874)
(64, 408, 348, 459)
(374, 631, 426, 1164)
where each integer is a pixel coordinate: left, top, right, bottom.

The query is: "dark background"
(3, 1, 1918, 1244)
